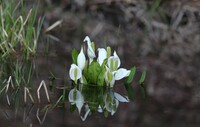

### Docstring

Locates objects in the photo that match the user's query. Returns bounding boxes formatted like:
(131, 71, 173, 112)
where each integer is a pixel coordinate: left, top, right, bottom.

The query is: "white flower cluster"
(69, 36, 130, 88)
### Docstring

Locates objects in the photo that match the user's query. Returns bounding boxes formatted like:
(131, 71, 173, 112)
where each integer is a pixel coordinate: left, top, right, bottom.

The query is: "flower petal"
(77, 47, 86, 70)
(110, 73, 115, 88)
(107, 51, 121, 71)
(87, 47, 96, 59)
(68, 88, 84, 113)
(111, 99, 119, 116)
(114, 68, 130, 80)
(68, 89, 75, 103)
(104, 69, 115, 87)
(68, 88, 83, 102)
(83, 36, 91, 44)
(97, 48, 107, 66)
(76, 99, 84, 113)
(114, 92, 129, 102)
(104, 98, 112, 113)
(97, 105, 103, 113)
(84, 36, 96, 61)
(81, 104, 90, 121)
(113, 51, 121, 68)
(104, 91, 119, 115)
(107, 56, 112, 69)
(69, 64, 82, 81)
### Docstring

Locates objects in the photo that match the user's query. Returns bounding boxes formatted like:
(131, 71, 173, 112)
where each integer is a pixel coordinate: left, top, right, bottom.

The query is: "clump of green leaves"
(69, 43, 147, 120)
(0, 0, 43, 99)
(0, 0, 43, 60)
(69, 36, 147, 100)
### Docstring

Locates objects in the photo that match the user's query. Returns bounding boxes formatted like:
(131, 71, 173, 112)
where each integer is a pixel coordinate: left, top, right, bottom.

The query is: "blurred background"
(1, 0, 200, 127)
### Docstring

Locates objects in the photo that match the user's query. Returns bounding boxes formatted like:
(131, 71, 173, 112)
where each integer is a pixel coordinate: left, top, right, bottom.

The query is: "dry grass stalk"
(37, 80, 50, 103)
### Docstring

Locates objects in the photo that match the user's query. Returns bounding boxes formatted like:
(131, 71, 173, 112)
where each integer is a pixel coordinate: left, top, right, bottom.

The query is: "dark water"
(0, 38, 200, 127)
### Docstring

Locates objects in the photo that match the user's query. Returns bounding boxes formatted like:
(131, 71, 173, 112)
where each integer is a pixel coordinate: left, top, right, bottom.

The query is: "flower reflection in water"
(68, 36, 146, 121)
(68, 84, 129, 121)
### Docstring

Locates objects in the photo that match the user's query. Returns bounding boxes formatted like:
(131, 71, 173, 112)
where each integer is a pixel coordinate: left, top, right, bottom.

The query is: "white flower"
(106, 51, 130, 87)
(84, 36, 96, 64)
(114, 68, 130, 80)
(69, 64, 82, 84)
(104, 67, 115, 87)
(77, 47, 86, 70)
(107, 51, 121, 71)
(68, 88, 84, 113)
(104, 91, 129, 115)
(97, 48, 107, 66)
(105, 68, 130, 87)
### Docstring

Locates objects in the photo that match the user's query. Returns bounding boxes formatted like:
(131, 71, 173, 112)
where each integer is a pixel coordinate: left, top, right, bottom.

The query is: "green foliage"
(124, 83, 135, 100)
(86, 61, 101, 85)
(139, 70, 146, 84)
(71, 49, 78, 64)
(0, 0, 43, 60)
(0, 0, 43, 101)
(139, 70, 147, 98)
(97, 60, 107, 86)
(124, 67, 136, 101)
(148, 0, 161, 16)
(125, 67, 136, 85)
(70, 104, 76, 113)
(82, 86, 105, 112)
(106, 47, 111, 58)
(97, 67, 106, 86)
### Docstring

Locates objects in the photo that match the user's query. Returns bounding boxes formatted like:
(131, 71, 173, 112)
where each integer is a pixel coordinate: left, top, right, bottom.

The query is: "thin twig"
(23, 9, 32, 26)
(24, 87, 35, 104)
(5, 76, 14, 105)
(6, 95, 10, 105)
(37, 80, 50, 103)
(23, 104, 34, 122)
(36, 107, 49, 124)
(53, 95, 63, 108)
(5, 76, 14, 93)
(45, 20, 63, 33)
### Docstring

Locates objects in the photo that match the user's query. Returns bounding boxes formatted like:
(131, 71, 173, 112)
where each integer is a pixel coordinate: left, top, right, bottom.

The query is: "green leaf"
(87, 61, 101, 84)
(139, 70, 147, 98)
(139, 70, 146, 84)
(91, 41, 95, 52)
(82, 86, 103, 112)
(97, 60, 107, 86)
(149, 0, 161, 16)
(83, 60, 88, 77)
(106, 46, 111, 58)
(124, 67, 136, 101)
(104, 110, 109, 118)
(139, 83, 146, 99)
(70, 104, 76, 113)
(124, 82, 135, 101)
(81, 75, 88, 85)
(71, 49, 78, 64)
(125, 67, 136, 85)
(97, 67, 106, 86)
